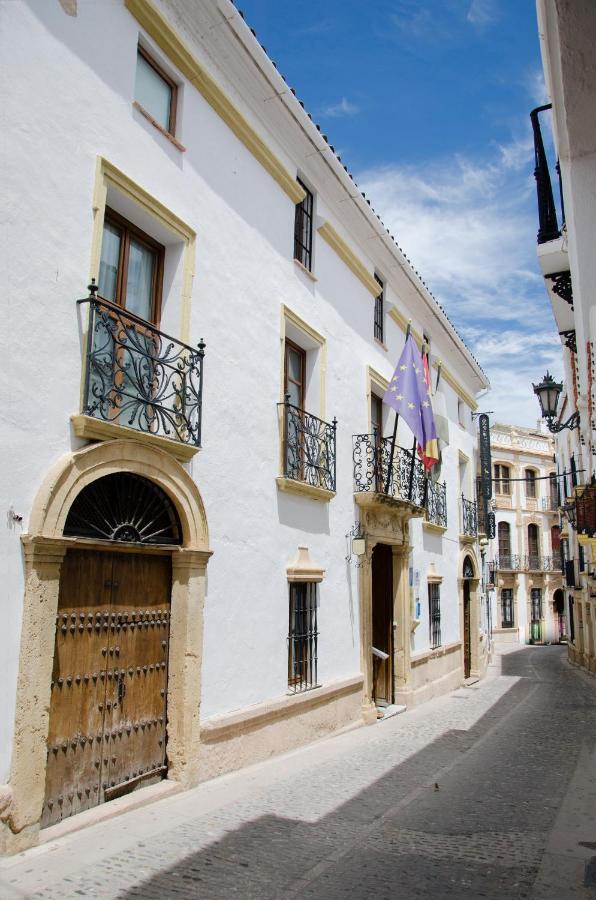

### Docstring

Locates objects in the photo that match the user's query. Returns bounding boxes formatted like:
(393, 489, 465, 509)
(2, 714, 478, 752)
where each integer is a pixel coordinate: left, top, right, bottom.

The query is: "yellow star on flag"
(400, 365, 407, 371)
(423, 401, 430, 408)
(407, 402, 415, 410)
(396, 394, 403, 401)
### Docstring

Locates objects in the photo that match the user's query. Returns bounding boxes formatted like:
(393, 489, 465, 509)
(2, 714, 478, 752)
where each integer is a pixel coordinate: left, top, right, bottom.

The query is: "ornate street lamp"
(562, 500, 577, 530)
(532, 371, 579, 432)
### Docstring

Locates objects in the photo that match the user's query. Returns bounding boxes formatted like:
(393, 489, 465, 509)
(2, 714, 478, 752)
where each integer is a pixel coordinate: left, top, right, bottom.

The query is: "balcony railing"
(493, 554, 521, 571)
(79, 293, 205, 447)
(352, 432, 427, 508)
(461, 496, 477, 537)
(426, 479, 447, 528)
(530, 104, 565, 244)
(524, 555, 559, 572)
(280, 398, 337, 492)
(576, 484, 596, 537)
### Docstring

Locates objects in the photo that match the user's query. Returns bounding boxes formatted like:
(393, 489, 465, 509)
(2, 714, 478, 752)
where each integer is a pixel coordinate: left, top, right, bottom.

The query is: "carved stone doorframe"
(0, 440, 211, 855)
(356, 495, 420, 721)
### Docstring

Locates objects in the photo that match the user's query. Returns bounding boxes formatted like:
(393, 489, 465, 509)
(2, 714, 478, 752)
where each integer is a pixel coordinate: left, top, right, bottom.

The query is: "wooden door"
(42, 549, 171, 828)
(463, 580, 471, 678)
(372, 543, 393, 704)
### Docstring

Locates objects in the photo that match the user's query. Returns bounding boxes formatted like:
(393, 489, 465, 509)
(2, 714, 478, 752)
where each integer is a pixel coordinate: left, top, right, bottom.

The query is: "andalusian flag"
(383, 334, 439, 471)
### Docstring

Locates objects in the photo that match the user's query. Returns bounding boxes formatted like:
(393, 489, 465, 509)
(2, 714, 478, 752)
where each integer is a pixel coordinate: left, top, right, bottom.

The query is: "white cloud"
(319, 97, 360, 118)
(357, 135, 563, 426)
(467, 0, 498, 27)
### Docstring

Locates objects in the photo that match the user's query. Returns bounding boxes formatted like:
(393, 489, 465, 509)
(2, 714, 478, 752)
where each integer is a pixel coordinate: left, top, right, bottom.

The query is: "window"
(549, 472, 559, 509)
(98, 208, 164, 323)
(525, 469, 536, 499)
(288, 582, 318, 692)
(530, 588, 542, 623)
(371, 393, 383, 441)
(294, 179, 314, 271)
(551, 524, 561, 554)
(494, 464, 510, 495)
(284, 339, 306, 411)
(428, 582, 441, 649)
(501, 589, 514, 628)
(528, 524, 540, 568)
(135, 46, 177, 135)
(498, 521, 511, 561)
(374, 274, 384, 343)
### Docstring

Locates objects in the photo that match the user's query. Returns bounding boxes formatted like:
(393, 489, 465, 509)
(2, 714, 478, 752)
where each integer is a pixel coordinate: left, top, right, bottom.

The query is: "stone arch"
(1, 440, 211, 855)
(28, 440, 208, 550)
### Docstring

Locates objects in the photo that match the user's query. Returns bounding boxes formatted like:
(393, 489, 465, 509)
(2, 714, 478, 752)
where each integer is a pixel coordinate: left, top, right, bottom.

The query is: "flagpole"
(384, 321, 411, 494)
(435, 360, 442, 392)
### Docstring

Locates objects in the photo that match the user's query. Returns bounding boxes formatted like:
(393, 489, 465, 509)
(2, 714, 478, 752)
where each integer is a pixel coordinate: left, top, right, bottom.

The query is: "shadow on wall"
(118, 648, 592, 899)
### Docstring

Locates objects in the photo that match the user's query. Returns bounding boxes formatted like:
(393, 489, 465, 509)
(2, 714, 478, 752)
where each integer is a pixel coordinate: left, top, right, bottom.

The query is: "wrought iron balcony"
(280, 398, 337, 492)
(461, 496, 478, 537)
(524, 555, 558, 572)
(493, 554, 521, 571)
(530, 104, 565, 244)
(79, 292, 205, 447)
(352, 432, 427, 508)
(426, 479, 447, 528)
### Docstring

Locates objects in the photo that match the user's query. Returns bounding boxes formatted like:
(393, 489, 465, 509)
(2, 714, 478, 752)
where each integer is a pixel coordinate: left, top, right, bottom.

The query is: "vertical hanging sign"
(479, 414, 492, 499)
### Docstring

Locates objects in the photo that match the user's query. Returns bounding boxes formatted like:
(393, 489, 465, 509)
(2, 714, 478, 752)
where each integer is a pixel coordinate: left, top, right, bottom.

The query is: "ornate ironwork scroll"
(79, 294, 205, 447)
(493, 554, 521, 571)
(352, 433, 427, 508)
(559, 329, 577, 354)
(64, 473, 182, 544)
(461, 495, 478, 537)
(546, 270, 573, 308)
(426, 479, 447, 528)
(281, 399, 337, 491)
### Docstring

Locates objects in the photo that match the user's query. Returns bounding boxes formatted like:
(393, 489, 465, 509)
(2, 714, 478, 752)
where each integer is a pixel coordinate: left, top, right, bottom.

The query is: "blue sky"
(238, 0, 563, 426)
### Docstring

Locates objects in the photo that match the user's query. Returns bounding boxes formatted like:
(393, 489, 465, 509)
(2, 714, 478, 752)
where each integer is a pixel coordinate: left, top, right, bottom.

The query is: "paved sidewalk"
(0, 645, 594, 899)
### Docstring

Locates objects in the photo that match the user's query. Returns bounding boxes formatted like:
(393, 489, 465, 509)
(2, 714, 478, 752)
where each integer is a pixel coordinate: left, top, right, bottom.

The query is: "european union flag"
(383, 334, 439, 470)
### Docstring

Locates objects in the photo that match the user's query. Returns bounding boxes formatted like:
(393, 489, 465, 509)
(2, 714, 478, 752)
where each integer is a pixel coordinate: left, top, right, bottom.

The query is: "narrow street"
(1, 646, 594, 900)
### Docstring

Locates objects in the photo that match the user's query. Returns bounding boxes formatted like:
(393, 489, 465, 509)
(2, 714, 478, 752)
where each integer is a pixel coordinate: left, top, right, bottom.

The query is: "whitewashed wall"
(0, 0, 485, 780)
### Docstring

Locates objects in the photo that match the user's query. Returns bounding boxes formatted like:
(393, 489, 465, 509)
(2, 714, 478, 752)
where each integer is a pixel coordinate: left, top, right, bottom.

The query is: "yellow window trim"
(366, 365, 389, 434)
(124, 0, 305, 205)
(317, 221, 382, 298)
(276, 477, 336, 503)
(388, 308, 423, 348)
(90, 155, 196, 343)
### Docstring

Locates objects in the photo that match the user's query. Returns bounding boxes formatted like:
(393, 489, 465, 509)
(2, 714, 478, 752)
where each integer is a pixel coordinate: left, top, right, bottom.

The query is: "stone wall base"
(395, 642, 463, 708)
(198, 674, 364, 782)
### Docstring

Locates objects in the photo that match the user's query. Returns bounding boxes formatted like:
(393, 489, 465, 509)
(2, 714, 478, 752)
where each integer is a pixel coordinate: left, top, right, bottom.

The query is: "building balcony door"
(530, 587, 542, 643)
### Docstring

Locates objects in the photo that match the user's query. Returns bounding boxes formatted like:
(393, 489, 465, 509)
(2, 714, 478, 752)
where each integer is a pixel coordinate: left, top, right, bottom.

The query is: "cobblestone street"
(1, 646, 594, 899)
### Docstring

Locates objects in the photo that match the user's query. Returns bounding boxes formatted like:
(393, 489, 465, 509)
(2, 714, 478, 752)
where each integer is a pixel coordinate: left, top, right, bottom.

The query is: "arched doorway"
(371, 543, 393, 706)
(5, 440, 211, 851)
(553, 588, 565, 643)
(42, 474, 182, 827)
(462, 555, 474, 678)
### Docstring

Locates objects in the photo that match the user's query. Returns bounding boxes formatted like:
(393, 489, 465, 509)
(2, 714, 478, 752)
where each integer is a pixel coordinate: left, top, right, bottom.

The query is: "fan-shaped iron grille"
(64, 473, 182, 545)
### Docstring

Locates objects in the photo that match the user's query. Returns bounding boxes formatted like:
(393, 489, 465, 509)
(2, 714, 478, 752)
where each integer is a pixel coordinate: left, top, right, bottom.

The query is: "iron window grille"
(428, 582, 441, 649)
(426, 479, 447, 528)
(288, 582, 318, 693)
(374, 274, 384, 343)
(294, 179, 314, 271)
(352, 432, 427, 508)
(79, 286, 205, 447)
(461, 495, 478, 536)
(530, 589, 542, 623)
(280, 397, 337, 491)
(501, 589, 514, 628)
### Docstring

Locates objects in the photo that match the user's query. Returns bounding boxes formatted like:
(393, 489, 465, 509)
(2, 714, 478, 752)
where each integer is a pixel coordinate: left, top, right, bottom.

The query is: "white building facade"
(532, 0, 596, 676)
(487, 424, 564, 645)
(0, 0, 488, 853)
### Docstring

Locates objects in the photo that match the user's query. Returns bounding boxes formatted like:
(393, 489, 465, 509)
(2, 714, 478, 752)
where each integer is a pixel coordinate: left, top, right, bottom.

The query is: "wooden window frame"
(99, 207, 165, 326)
(501, 588, 514, 628)
(294, 179, 314, 272)
(136, 45, 178, 138)
(528, 523, 540, 557)
(494, 463, 511, 496)
(525, 468, 537, 499)
(497, 521, 511, 557)
(284, 338, 306, 411)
